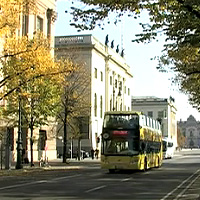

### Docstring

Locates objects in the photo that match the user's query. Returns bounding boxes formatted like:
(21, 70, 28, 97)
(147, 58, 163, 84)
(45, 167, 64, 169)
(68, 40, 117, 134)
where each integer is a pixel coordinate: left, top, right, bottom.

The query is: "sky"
(55, 0, 200, 122)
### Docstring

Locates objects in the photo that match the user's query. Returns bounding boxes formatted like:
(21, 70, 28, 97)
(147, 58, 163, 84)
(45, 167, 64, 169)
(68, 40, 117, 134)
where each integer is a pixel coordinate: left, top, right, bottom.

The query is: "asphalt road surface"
(0, 149, 200, 200)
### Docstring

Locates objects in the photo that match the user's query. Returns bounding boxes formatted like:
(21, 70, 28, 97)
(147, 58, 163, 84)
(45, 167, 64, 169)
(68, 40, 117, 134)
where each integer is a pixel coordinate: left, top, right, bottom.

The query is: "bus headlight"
(103, 133, 109, 139)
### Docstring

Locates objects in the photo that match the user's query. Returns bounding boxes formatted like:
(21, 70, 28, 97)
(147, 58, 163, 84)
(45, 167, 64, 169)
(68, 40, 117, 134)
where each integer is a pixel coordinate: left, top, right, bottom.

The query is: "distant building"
(178, 115, 200, 148)
(55, 34, 133, 154)
(132, 96, 178, 147)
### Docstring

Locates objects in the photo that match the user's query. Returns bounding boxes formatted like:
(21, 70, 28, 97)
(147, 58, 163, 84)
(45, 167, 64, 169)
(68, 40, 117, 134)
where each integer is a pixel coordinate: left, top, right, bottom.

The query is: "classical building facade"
(178, 115, 200, 148)
(132, 96, 178, 147)
(55, 34, 133, 154)
(0, 0, 57, 163)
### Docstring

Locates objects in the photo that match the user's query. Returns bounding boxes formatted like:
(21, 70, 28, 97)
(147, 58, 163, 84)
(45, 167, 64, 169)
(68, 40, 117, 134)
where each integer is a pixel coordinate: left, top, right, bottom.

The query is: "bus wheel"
(109, 169, 115, 173)
(143, 158, 147, 172)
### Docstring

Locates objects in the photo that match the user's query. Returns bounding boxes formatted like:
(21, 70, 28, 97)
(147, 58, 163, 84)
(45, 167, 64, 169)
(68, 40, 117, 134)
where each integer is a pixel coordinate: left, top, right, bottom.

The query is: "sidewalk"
(48, 157, 100, 168)
(0, 157, 100, 176)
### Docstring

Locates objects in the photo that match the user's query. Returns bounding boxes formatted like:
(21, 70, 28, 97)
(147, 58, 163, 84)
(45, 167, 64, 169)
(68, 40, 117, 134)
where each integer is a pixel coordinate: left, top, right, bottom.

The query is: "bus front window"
(102, 138, 139, 155)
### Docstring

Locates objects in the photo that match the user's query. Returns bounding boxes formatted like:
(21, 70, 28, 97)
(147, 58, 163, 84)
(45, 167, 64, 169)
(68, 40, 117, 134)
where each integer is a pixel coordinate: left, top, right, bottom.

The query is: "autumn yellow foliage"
(0, 0, 73, 100)
(0, 0, 23, 36)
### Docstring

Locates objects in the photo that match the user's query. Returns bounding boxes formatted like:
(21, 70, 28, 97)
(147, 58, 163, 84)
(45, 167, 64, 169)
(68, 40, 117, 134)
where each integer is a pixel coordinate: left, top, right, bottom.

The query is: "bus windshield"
(103, 114, 139, 129)
(102, 137, 139, 155)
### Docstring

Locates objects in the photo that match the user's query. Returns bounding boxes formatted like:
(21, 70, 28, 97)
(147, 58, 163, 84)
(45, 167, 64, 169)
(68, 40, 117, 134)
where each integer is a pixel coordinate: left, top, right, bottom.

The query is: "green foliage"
(69, 0, 200, 110)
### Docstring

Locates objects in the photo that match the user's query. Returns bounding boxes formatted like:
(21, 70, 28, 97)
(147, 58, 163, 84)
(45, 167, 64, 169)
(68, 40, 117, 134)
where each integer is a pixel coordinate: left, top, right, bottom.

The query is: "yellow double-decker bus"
(101, 111, 162, 173)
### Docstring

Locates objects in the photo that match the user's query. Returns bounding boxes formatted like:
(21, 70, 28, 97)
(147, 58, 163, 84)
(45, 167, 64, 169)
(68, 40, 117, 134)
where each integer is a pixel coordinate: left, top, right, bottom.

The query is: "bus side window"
(163, 141, 167, 151)
(140, 141, 146, 152)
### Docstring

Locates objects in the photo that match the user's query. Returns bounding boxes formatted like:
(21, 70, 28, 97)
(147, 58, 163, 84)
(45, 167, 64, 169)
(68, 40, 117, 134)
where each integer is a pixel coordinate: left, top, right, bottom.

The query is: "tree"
(0, 0, 67, 100)
(69, 0, 200, 110)
(0, 0, 74, 166)
(2, 34, 72, 166)
(56, 60, 91, 163)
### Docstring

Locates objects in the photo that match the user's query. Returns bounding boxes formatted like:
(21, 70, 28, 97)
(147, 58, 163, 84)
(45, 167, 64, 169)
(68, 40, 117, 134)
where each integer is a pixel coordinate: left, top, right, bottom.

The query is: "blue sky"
(55, 0, 200, 121)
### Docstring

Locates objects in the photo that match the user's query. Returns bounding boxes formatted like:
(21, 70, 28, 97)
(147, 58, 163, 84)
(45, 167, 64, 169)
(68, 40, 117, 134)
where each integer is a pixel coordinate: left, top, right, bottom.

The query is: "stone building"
(132, 96, 178, 148)
(178, 115, 200, 148)
(55, 34, 133, 155)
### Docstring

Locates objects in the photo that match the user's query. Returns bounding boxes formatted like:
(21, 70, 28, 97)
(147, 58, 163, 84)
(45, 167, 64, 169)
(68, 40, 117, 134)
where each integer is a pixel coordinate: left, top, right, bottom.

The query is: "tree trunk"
(30, 124, 34, 167)
(63, 112, 67, 163)
(77, 137, 81, 161)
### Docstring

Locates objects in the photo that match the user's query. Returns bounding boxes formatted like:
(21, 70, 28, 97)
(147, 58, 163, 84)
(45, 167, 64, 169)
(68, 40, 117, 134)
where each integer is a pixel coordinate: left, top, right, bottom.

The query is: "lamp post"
(16, 89, 23, 169)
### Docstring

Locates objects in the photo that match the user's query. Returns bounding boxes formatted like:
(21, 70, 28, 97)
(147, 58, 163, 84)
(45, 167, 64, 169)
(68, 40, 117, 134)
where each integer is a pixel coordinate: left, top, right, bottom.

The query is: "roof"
(104, 111, 143, 115)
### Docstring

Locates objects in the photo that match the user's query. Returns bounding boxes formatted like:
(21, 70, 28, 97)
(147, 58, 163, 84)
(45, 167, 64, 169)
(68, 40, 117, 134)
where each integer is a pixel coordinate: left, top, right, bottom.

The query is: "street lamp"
(15, 88, 23, 169)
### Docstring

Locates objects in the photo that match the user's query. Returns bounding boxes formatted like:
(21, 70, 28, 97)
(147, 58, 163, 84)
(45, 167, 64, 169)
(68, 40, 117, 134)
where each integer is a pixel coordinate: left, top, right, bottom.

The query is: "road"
(0, 149, 200, 200)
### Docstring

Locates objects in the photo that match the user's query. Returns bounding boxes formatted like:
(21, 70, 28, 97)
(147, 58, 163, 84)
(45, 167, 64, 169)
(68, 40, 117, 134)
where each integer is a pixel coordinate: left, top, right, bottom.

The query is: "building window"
(158, 111, 164, 118)
(115, 79, 117, 88)
(22, 15, 29, 36)
(148, 111, 153, 118)
(124, 86, 126, 94)
(94, 68, 97, 79)
(100, 71, 103, 81)
(100, 96, 103, 118)
(37, 16, 43, 32)
(110, 76, 112, 85)
(110, 98, 112, 111)
(120, 103, 122, 111)
(190, 131, 193, 137)
(39, 130, 47, 150)
(128, 88, 130, 96)
(119, 81, 122, 91)
(94, 93, 97, 117)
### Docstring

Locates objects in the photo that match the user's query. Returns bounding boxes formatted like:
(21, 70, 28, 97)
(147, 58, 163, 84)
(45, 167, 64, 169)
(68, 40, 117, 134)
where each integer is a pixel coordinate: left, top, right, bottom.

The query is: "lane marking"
(174, 173, 200, 200)
(121, 178, 132, 182)
(0, 181, 43, 190)
(0, 174, 81, 190)
(85, 185, 106, 193)
(51, 174, 81, 181)
(160, 169, 200, 200)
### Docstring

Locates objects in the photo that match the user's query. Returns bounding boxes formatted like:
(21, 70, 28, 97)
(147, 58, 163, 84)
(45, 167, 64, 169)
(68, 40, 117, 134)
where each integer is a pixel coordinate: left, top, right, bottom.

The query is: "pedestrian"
(91, 148, 95, 159)
(95, 148, 99, 159)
